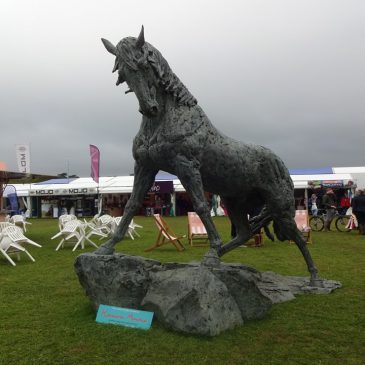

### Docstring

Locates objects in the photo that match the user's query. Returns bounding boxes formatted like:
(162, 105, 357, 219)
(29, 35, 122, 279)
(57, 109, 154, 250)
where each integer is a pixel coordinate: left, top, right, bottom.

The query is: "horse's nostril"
(151, 106, 158, 114)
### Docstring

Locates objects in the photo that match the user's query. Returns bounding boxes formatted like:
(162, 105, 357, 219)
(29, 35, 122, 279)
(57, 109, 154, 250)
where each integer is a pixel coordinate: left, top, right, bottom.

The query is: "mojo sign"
(30, 187, 97, 196)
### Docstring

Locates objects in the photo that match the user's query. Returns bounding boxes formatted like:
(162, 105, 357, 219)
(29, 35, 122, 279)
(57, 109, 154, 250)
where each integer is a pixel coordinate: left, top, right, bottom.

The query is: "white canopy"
(5, 170, 358, 197)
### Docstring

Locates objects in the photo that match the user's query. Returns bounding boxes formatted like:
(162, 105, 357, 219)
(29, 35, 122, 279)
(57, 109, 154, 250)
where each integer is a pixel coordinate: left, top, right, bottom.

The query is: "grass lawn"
(1, 216, 364, 365)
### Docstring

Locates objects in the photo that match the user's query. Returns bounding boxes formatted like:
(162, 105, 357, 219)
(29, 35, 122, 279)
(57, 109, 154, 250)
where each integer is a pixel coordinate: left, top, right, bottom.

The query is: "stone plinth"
(75, 253, 341, 336)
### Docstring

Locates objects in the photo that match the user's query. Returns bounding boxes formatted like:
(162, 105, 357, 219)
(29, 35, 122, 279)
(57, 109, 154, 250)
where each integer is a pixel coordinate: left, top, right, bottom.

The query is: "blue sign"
(96, 304, 154, 330)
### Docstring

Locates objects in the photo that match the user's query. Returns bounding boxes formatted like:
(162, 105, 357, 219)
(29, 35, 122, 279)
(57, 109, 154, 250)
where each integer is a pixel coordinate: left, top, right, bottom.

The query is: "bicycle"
(309, 208, 351, 232)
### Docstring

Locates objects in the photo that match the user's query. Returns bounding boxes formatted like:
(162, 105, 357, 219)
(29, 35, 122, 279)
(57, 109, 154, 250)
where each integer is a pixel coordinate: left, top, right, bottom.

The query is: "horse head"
(102, 26, 159, 117)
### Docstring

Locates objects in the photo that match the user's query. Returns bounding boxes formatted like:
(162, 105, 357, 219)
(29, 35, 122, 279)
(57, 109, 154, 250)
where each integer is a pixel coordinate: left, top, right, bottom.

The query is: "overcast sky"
(1, 0, 364, 177)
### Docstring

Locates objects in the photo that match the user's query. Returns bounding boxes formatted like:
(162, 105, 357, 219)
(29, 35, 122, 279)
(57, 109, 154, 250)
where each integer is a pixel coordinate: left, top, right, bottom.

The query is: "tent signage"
(321, 180, 344, 188)
(149, 180, 173, 193)
(30, 187, 97, 196)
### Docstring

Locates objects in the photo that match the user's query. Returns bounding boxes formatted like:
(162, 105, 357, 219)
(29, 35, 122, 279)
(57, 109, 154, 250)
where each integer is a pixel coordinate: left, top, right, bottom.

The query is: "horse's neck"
(140, 97, 176, 133)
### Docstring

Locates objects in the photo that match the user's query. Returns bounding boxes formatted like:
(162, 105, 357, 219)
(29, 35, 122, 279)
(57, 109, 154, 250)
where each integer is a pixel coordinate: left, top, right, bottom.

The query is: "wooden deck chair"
(244, 214, 263, 247)
(187, 212, 208, 246)
(292, 209, 312, 244)
(246, 229, 264, 247)
(145, 214, 185, 252)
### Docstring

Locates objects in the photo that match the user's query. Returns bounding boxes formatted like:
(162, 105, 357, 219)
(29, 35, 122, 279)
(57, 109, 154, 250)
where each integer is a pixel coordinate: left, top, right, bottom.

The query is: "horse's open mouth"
(116, 74, 124, 86)
(139, 105, 159, 117)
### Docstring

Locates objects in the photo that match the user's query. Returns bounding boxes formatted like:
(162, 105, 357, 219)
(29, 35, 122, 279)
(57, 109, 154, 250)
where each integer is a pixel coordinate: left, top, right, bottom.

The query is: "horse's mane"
(116, 37, 197, 107)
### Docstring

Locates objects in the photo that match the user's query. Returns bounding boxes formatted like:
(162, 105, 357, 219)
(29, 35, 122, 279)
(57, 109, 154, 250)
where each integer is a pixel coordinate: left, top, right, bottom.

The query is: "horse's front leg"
(174, 155, 222, 264)
(94, 164, 157, 255)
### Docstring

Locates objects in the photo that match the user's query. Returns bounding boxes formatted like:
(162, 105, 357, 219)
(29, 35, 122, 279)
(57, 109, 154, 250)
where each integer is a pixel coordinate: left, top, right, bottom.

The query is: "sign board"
(321, 180, 344, 188)
(96, 304, 154, 330)
(29, 187, 97, 196)
(149, 180, 173, 193)
(15, 144, 31, 174)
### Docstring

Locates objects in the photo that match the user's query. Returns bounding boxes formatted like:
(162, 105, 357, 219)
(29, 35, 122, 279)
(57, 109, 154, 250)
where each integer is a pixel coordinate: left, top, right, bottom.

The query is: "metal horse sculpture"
(98, 27, 320, 284)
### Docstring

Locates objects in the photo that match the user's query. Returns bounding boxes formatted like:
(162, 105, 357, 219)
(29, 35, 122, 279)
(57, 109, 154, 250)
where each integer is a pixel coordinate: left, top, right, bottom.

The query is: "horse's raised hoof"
(93, 245, 115, 255)
(201, 249, 221, 268)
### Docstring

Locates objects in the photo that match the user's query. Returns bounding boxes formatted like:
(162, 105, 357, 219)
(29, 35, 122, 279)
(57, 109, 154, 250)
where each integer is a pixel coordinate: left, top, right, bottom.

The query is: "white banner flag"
(15, 144, 31, 173)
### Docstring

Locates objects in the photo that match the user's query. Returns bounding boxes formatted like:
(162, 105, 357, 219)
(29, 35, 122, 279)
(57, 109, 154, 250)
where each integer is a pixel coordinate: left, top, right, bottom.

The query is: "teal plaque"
(96, 304, 154, 330)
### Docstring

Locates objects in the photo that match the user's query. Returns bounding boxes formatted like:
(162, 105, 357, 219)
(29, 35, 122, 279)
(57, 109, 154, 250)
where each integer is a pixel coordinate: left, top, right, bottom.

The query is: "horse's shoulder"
(162, 106, 209, 138)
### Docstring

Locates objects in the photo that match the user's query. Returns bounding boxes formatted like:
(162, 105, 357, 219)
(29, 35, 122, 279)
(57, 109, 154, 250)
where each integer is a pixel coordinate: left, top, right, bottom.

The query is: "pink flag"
(89, 145, 100, 183)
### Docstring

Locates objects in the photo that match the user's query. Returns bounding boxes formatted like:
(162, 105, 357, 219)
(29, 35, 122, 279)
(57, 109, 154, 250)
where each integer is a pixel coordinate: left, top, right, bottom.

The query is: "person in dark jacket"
(352, 189, 365, 234)
(322, 188, 337, 231)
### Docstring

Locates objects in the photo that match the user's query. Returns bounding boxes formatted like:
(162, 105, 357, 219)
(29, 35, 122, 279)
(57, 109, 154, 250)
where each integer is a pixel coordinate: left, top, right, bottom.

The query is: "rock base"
(75, 253, 341, 336)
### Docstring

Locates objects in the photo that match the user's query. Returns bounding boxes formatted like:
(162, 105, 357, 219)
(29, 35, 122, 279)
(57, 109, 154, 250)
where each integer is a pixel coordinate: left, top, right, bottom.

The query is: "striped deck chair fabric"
(145, 214, 185, 252)
(188, 212, 208, 246)
(293, 209, 312, 244)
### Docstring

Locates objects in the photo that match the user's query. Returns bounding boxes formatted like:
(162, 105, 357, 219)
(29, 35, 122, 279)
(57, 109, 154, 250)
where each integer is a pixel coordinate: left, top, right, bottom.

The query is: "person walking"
(351, 189, 365, 234)
(322, 188, 337, 231)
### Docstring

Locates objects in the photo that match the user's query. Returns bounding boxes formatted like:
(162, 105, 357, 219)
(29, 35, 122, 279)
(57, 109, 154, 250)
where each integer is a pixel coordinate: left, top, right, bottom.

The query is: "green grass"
(1, 217, 364, 365)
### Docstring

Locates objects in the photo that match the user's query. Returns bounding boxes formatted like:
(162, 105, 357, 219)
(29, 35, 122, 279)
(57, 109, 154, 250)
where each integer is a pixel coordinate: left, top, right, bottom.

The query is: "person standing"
(351, 189, 365, 234)
(322, 188, 337, 231)
(339, 193, 351, 215)
(311, 193, 318, 216)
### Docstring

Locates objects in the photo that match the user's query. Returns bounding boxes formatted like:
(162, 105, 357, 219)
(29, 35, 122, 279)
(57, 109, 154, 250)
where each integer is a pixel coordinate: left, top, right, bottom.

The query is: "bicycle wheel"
(335, 216, 350, 232)
(309, 216, 324, 231)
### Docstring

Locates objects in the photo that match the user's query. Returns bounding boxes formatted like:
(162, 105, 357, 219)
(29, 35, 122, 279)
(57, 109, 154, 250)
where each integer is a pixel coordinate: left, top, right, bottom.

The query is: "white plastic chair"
(0, 225, 41, 266)
(0, 222, 15, 233)
(94, 214, 114, 236)
(0, 236, 35, 266)
(58, 214, 77, 231)
(83, 219, 108, 242)
(110, 217, 142, 239)
(52, 220, 99, 251)
(129, 219, 143, 237)
(9, 215, 32, 232)
(1, 225, 41, 248)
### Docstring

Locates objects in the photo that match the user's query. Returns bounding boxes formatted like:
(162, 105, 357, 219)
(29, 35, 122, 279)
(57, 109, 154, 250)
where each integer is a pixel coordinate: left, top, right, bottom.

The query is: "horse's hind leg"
(218, 198, 253, 256)
(275, 216, 319, 285)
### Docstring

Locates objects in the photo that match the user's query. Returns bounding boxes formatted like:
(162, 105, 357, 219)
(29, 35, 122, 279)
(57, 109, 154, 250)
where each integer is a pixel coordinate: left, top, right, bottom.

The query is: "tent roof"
(6, 168, 364, 196)
(289, 167, 333, 175)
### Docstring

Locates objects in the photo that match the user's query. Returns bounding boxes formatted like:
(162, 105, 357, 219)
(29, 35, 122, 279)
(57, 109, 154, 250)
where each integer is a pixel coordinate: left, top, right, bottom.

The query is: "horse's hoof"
(201, 249, 221, 268)
(93, 245, 115, 255)
(309, 277, 324, 288)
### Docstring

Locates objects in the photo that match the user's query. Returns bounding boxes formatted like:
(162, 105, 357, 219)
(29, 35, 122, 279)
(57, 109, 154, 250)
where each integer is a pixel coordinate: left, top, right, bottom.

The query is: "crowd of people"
(310, 188, 365, 234)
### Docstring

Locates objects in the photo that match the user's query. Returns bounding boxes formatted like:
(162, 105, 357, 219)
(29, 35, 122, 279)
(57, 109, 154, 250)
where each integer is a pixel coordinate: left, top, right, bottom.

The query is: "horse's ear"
(101, 38, 117, 56)
(136, 25, 145, 49)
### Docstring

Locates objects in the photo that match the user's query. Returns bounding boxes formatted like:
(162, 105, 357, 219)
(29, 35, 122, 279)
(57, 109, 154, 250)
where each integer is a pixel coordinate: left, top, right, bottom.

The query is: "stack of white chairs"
(0, 224, 42, 266)
(0, 222, 14, 234)
(58, 214, 77, 231)
(9, 214, 32, 232)
(129, 219, 143, 238)
(93, 214, 114, 236)
(110, 216, 143, 240)
(82, 219, 109, 242)
(52, 219, 100, 251)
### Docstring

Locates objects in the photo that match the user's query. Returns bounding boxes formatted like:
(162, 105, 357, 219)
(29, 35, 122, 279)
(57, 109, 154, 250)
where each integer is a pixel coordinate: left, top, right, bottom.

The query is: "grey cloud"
(1, 0, 364, 176)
